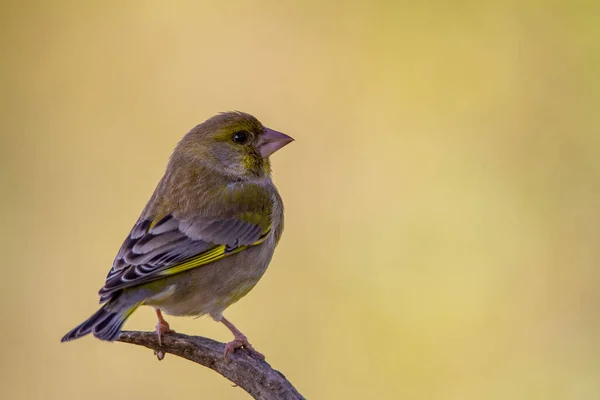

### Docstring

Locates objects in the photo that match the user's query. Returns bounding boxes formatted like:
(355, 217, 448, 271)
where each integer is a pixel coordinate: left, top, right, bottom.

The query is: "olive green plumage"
(62, 111, 293, 342)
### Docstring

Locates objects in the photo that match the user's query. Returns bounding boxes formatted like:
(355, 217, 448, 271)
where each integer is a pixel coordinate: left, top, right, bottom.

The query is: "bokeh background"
(2, 1, 599, 399)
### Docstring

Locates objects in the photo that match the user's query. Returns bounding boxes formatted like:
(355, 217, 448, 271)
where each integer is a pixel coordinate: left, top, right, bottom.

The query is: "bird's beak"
(259, 127, 294, 158)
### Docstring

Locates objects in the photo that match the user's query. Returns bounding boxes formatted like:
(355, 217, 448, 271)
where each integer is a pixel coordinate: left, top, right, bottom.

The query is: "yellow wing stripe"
(157, 228, 271, 278)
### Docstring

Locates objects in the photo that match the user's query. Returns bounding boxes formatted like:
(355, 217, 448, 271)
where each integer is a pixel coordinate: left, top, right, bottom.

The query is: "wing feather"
(98, 208, 271, 302)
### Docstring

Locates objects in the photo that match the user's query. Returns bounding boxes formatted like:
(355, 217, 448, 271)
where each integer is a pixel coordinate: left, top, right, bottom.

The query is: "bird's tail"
(61, 294, 144, 342)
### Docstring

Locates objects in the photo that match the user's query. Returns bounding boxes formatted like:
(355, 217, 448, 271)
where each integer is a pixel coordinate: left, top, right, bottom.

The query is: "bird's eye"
(232, 131, 249, 144)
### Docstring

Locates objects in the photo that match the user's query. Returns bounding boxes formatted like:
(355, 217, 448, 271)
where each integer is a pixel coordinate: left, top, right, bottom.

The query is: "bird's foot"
(154, 309, 175, 360)
(154, 322, 175, 361)
(220, 315, 265, 360)
(224, 334, 265, 360)
(155, 320, 175, 346)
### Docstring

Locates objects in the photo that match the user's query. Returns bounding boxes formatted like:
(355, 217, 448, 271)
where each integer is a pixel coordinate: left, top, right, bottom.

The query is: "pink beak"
(259, 127, 294, 158)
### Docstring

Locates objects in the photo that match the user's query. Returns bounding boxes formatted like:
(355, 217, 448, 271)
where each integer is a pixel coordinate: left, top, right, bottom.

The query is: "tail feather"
(61, 299, 143, 342)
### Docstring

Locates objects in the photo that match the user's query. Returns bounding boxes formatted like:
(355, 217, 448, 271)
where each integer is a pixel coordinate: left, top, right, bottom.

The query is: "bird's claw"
(154, 321, 175, 360)
(154, 349, 166, 361)
(155, 321, 175, 346)
(224, 335, 265, 360)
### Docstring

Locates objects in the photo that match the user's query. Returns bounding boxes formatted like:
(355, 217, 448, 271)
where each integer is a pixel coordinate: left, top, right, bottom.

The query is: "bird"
(61, 111, 293, 359)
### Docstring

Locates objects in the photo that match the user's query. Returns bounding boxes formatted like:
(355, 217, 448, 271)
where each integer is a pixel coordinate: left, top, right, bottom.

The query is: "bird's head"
(174, 111, 294, 180)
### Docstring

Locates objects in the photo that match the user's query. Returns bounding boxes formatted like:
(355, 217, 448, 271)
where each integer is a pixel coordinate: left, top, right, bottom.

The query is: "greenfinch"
(61, 111, 293, 359)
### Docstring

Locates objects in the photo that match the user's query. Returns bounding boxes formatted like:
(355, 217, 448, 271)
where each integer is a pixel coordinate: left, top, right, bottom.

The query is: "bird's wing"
(98, 191, 272, 302)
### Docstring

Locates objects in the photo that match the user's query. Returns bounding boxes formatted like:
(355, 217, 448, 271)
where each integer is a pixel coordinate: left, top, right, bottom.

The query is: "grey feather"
(98, 213, 268, 300)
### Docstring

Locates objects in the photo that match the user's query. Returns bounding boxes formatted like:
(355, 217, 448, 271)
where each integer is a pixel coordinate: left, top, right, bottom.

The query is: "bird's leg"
(153, 308, 175, 361)
(154, 308, 175, 346)
(221, 316, 265, 360)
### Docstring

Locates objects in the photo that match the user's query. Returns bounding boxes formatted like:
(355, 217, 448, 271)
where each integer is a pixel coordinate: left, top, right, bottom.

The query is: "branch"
(118, 331, 305, 400)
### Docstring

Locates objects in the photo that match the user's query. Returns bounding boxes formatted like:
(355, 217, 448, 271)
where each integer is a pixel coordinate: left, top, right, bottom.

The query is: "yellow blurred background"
(2, 1, 599, 399)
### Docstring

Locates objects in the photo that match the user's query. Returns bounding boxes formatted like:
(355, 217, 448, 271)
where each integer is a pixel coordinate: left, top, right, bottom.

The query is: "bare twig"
(118, 331, 305, 400)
